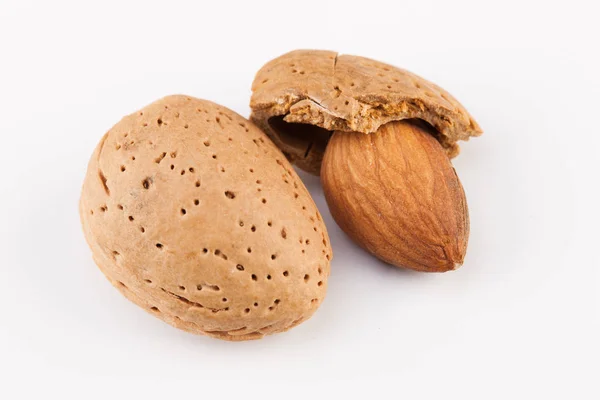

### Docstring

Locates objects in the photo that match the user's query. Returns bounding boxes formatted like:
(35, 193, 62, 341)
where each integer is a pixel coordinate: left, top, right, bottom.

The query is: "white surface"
(1, 0, 598, 396)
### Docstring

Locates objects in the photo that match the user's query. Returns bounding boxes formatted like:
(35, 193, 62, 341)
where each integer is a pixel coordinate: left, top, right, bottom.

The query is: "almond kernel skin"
(321, 120, 469, 272)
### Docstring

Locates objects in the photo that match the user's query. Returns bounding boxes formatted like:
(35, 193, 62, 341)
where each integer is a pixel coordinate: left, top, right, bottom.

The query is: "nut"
(321, 120, 469, 272)
(80, 95, 332, 340)
(250, 50, 481, 271)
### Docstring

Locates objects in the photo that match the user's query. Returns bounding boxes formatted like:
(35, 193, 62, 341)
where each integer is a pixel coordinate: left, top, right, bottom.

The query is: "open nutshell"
(250, 50, 481, 272)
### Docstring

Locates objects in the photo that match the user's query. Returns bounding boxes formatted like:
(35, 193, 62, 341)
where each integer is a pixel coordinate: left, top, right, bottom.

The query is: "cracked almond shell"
(250, 50, 482, 175)
(80, 95, 332, 341)
(250, 50, 479, 272)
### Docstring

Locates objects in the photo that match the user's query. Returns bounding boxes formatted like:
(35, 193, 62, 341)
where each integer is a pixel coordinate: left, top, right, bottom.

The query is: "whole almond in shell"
(250, 50, 481, 271)
(79, 95, 332, 341)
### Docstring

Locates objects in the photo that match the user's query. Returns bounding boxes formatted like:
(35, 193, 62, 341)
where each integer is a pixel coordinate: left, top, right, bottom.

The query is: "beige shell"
(80, 95, 332, 341)
(250, 50, 482, 175)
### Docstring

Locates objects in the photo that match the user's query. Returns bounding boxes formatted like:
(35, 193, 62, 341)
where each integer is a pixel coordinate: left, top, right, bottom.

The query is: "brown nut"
(321, 120, 469, 272)
(250, 50, 481, 272)
(80, 95, 332, 340)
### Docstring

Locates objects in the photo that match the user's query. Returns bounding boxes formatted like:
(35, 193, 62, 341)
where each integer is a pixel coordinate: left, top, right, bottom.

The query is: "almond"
(80, 95, 332, 340)
(321, 120, 469, 272)
(250, 50, 481, 272)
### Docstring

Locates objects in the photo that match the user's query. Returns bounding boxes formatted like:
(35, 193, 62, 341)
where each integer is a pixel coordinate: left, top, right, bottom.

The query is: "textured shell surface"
(250, 49, 482, 175)
(80, 95, 332, 341)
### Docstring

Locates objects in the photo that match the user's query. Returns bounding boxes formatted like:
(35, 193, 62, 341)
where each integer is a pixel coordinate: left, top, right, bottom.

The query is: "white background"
(1, 0, 598, 397)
